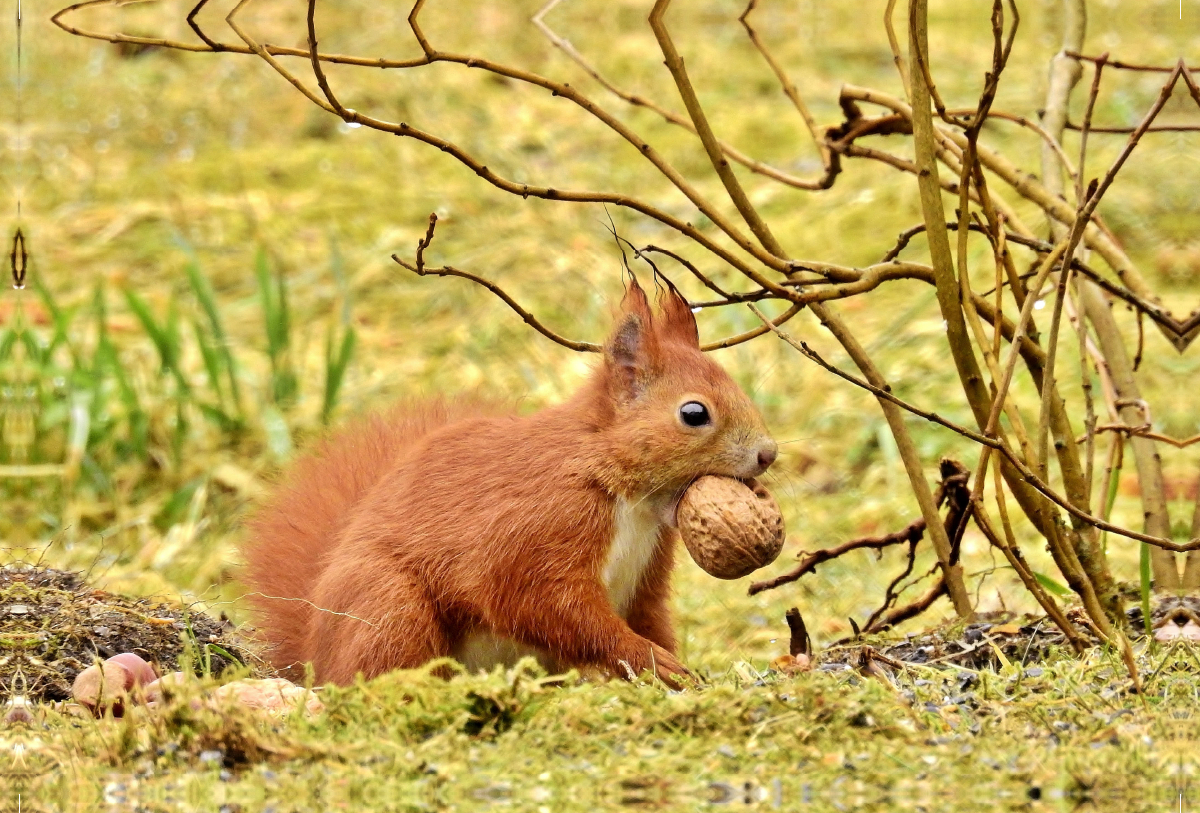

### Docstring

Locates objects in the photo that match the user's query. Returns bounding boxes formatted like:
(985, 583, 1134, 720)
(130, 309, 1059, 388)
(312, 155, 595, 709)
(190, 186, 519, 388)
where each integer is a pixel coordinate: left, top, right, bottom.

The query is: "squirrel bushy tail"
(241, 400, 492, 672)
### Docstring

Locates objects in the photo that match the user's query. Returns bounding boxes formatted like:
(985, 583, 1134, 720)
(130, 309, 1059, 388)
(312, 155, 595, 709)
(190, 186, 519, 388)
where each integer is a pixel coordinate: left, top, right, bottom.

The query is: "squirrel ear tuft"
(657, 282, 699, 347)
(619, 274, 654, 324)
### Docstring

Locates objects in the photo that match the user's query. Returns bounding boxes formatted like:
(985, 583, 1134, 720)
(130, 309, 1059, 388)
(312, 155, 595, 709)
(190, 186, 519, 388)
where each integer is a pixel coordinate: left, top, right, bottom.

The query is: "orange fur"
(241, 280, 776, 686)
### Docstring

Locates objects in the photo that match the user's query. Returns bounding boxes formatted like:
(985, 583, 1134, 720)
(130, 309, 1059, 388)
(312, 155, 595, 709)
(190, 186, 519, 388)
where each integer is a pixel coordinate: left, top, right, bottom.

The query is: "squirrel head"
(592, 276, 777, 505)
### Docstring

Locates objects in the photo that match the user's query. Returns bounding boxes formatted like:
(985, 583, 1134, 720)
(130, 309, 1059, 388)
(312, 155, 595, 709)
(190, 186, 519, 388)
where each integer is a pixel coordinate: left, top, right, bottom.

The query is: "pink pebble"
(143, 671, 189, 706)
(105, 653, 158, 688)
(72, 663, 130, 716)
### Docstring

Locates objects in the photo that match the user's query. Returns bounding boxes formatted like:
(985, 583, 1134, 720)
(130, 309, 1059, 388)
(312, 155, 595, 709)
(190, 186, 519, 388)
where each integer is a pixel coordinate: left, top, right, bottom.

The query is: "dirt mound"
(820, 597, 1200, 675)
(0, 565, 258, 703)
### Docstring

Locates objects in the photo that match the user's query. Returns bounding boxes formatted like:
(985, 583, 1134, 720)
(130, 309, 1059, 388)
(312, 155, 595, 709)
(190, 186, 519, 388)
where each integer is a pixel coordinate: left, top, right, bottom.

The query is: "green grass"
(4, 0, 1200, 805)
(23, 644, 1200, 809)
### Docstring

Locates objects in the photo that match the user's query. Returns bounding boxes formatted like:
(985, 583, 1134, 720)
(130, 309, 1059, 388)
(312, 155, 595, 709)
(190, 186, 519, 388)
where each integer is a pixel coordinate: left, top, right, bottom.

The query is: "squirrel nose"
(756, 442, 778, 472)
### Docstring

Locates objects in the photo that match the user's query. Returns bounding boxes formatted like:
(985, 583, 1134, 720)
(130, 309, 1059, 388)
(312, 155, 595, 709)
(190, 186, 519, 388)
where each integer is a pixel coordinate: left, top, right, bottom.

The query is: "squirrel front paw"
(615, 640, 695, 690)
(649, 645, 696, 690)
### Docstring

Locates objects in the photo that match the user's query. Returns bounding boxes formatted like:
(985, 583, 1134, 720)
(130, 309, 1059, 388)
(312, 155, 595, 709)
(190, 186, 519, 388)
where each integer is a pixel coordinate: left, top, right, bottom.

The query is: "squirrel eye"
(679, 401, 711, 427)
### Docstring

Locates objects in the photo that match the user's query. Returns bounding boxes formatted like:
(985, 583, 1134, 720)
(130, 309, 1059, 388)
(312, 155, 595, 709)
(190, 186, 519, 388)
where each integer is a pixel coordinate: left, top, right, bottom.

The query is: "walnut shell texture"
(677, 476, 785, 579)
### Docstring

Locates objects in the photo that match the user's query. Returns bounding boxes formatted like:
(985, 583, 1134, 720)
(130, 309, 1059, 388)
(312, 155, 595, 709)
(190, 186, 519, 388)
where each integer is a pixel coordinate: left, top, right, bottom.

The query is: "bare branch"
(649, 0, 786, 258)
(532, 0, 837, 191)
(746, 304, 1200, 554)
(738, 0, 836, 186)
(749, 517, 927, 596)
(392, 254, 601, 353)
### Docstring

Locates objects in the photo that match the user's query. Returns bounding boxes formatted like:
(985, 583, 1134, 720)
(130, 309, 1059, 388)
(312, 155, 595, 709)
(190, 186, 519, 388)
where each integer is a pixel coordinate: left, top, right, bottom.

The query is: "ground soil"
(0, 565, 258, 703)
(820, 595, 1200, 674)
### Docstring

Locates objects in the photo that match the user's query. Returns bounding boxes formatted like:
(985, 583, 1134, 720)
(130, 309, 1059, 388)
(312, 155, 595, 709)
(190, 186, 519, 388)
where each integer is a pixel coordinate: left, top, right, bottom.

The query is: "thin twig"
(531, 0, 837, 191)
(746, 304, 1200, 553)
(1065, 50, 1200, 72)
(738, 0, 836, 185)
(749, 518, 927, 596)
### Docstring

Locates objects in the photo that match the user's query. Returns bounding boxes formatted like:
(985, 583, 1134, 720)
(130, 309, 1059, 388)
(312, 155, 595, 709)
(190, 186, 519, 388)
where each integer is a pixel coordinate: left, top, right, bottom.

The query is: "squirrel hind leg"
(307, 569, 451, 685)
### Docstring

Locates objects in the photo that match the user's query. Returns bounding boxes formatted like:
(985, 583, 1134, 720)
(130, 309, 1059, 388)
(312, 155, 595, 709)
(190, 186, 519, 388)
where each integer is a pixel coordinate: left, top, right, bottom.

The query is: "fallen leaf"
(770, 654, 812, 675)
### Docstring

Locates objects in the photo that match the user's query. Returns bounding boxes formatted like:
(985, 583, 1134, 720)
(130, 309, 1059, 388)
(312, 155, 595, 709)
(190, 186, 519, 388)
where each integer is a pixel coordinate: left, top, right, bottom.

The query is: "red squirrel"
(241, 278, 777, 687)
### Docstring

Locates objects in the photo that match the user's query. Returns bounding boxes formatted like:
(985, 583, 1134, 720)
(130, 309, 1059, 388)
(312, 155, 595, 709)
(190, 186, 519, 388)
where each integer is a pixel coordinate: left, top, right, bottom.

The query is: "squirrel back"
(241, 279, 776, 685)
(241, 400, 499, 671)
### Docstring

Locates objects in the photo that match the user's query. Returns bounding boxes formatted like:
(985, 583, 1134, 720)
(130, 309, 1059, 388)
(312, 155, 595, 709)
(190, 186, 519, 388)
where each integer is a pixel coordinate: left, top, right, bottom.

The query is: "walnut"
(677, 476, 785, 579)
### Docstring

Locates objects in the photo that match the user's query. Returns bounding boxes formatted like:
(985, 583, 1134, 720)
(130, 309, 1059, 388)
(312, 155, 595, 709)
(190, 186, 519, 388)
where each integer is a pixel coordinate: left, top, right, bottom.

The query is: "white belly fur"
(603, 495, 664, 617)
(452, 496, 664, 674)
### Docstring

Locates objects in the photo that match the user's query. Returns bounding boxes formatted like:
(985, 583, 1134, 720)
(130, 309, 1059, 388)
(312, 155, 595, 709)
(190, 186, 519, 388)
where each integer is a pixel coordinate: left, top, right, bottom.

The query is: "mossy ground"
(4, 0, 1200, 808)
(20, 642, 1200, 810)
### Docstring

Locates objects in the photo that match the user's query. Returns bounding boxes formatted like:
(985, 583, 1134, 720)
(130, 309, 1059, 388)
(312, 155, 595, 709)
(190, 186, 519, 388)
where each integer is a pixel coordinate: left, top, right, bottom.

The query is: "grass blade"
(193, 319, 225, 404)
(171, 400, 188, 469)
(123, 290, 184, 383)
(1097, 448, 1123, 556)
(33, 271, 81, 366)
(185, 261, 225, 342)
(254, 249, 297, 408)
(1032, 572, 1070, 597)
(1139, 542, 1152, 636)
(322, 325, 356, 424)
(94, 334, 147, 459)
(196, 402, 240, 433)
(186, 260, 243, 417)
(321, 233, 356, 424)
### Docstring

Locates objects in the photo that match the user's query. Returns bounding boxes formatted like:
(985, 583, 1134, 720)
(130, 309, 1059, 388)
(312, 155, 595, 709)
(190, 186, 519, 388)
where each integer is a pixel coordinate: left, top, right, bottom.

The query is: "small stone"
(72, 663, 130, 716)
(213, 678, 324, 717)
(105, 653, 157, 690)
(143, 671, 189, 706)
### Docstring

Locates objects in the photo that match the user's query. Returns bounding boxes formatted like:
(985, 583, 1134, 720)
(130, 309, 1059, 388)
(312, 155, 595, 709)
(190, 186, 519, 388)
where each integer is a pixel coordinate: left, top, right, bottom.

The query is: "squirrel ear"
(606, 314, 649, 400)
(606, 275, 657, 400)
(657, 282, 699, 347)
